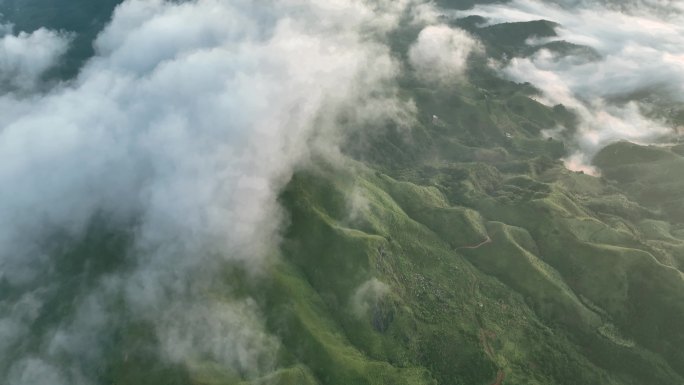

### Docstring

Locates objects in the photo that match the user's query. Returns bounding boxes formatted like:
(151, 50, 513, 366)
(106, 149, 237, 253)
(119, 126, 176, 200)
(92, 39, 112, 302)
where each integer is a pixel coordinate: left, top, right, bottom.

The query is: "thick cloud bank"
(464, 0, 684, 173)
(0, 0, 454, 383)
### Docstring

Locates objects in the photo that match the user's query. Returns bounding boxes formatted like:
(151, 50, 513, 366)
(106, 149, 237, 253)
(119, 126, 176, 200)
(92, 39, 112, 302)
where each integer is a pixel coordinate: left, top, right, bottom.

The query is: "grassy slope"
(257, 147, 684, 384)
(233, 34, 684, 381)
(4, 4, 684, 385)
(112, 35, 684, 385)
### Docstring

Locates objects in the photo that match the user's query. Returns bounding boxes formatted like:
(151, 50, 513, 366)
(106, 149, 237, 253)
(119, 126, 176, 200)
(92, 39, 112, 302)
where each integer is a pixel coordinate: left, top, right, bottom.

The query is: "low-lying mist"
(463, 0, 684, 174)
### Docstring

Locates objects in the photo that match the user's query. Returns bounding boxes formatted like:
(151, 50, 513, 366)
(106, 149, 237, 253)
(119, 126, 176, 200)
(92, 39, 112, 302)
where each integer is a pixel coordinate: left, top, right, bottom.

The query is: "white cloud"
(158, 299, 279, 377)
(0, 25, 71, 90)
(465, 0, 684, 172)
(0, 0, 438, 383)
(346, 185, 371, 223)
(351, 278, 391, 317)
(408, 24, 481, 84)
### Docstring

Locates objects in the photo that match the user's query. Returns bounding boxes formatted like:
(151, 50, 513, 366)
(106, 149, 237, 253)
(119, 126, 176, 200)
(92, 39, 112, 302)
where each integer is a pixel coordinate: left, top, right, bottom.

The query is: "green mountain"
(2, 1, 684, 385)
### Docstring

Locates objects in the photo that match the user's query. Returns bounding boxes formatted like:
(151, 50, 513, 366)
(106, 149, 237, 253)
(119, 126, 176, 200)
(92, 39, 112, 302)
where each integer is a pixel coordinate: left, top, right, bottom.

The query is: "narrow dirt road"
(457, 236, 492, 250)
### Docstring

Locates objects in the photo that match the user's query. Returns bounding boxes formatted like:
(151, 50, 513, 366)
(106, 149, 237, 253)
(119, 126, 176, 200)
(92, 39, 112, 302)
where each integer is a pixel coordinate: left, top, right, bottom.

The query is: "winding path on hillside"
(457, 236, 492, 250)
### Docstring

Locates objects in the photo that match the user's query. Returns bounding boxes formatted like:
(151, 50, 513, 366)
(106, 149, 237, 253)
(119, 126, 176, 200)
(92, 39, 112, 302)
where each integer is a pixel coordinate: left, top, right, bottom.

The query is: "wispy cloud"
(0, 24, 72, 91)
(463, 0, 684, 173)
(409, 24, 481, 84)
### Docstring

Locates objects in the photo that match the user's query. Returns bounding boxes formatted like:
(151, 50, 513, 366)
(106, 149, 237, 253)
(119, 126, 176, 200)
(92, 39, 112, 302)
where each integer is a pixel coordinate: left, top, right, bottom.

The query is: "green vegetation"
(135, 94, 684, 384)
(5, 2, 684, 384)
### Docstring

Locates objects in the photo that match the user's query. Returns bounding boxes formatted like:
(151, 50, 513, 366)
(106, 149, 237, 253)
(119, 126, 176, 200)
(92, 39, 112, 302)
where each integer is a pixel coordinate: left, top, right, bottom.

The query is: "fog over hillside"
(461, 0, 684, 173)
(0, 1, 474, 384)
(1, 0, 683, 384)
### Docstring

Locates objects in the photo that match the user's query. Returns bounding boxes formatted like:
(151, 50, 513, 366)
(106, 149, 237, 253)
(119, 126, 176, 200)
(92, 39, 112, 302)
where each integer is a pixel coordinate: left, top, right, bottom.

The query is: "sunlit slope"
(269, 162, 596, 385)
(257, 149, 684, 385)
